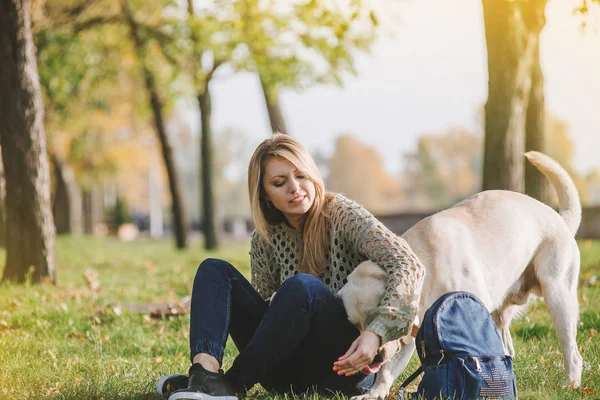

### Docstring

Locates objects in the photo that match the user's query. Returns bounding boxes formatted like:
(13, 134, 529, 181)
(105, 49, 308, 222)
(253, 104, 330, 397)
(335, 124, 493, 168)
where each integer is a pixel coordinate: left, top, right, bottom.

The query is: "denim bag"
(398, 291, 517, 400)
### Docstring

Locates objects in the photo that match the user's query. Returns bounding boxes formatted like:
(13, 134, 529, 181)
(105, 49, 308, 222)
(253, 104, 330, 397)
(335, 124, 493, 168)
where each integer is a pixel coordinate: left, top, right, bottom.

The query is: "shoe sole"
(156, 374, 188, 398)
(168, 393, 237, 400)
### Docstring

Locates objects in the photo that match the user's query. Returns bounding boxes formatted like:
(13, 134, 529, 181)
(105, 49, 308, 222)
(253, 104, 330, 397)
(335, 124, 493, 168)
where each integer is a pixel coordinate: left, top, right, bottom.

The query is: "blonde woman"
(158, 134, 425, 400)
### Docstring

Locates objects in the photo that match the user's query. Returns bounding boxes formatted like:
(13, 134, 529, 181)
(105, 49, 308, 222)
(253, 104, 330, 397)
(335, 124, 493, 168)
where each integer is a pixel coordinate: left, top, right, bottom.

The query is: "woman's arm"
(333, 200, 425, 375)
(342, 203, 425, 344)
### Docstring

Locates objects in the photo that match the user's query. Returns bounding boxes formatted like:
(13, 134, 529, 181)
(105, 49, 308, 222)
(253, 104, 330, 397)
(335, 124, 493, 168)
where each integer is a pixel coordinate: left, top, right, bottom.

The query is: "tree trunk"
(259, 73, 288, 135)
(82, 187, 102, 235)
(122, 0, 187, 249)
(482, 0, 538, 193)
(524, 0, 551, 204)
(199, 87, 219, 250)
(52, 154, 83, 235)
(0, 0, 57, 283)
(0, 147, 5, 248)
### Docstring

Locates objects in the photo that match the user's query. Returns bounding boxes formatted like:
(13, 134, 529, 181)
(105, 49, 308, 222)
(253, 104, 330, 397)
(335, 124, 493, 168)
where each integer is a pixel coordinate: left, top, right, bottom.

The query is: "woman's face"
(262, 156, 316, 229)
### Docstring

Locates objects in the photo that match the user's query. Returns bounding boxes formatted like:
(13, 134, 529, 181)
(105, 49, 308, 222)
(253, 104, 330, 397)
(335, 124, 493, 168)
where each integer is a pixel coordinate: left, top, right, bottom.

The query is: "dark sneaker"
(168, 363, 239, 400)
(156, 374, 189, 398)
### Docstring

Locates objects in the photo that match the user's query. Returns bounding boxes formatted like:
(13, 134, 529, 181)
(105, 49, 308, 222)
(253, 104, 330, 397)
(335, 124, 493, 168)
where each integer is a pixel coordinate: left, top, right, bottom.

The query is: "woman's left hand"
(333, 330, 381, 376)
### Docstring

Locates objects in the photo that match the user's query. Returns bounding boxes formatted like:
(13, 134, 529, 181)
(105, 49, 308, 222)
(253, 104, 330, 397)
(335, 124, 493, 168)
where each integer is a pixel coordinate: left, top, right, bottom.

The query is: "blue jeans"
(189, 258, 375, 396)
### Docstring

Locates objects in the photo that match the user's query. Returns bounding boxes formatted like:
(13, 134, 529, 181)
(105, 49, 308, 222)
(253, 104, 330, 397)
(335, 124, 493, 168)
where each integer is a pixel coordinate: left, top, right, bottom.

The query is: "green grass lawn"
(0, 236, 599, 400)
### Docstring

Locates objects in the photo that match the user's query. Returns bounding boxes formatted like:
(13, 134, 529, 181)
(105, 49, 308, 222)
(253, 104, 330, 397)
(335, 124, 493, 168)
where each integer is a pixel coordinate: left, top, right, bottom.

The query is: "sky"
(184, 0, 600, 178)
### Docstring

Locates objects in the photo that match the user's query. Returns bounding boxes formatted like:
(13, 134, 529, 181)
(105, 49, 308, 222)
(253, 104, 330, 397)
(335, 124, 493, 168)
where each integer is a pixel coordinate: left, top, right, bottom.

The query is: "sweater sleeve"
(249, 231, 281, 300)
(338, 201, 426, 344)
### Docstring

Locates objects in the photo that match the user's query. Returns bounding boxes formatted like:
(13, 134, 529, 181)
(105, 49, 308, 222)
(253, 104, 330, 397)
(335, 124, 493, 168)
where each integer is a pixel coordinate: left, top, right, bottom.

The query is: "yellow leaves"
(328, 134, 404, 214)
(539, 355, 545, 367)
(122, 50, 137, 67)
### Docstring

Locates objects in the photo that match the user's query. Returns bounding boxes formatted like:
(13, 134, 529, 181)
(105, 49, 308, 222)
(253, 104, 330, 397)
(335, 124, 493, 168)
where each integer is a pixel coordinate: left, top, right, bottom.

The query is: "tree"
(0, 0, 57, 283)
(403, 129, 482, 210)
(523, 0, 550, 204)
(121, 0, 188, 249)
(481, 0, 598, 199)
(184, 0, 230, 250)
(327, 134, 403, 214)
(234, 0, 379, 134)
(34, 2, 142, 236)
(402, 113, 582, 210)
(0, 148, 5, 248)
(481, 0, 546, 194)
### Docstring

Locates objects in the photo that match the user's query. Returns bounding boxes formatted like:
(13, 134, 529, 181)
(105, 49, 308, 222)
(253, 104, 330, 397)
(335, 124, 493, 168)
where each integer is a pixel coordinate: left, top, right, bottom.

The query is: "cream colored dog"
(337, 151, 583, 399)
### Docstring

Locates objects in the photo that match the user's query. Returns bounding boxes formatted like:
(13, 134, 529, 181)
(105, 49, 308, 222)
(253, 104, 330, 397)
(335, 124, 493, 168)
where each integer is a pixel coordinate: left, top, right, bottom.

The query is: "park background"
(0, 0, 599, 399)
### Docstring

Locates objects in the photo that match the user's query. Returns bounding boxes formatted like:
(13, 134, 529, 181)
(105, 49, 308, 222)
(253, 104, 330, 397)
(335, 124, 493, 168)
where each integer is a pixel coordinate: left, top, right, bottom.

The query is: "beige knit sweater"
(249, 194, 425, 344)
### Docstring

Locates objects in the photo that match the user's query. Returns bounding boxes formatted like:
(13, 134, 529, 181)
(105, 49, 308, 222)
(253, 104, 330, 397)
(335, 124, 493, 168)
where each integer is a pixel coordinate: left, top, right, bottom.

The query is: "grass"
(0, 236, 599, 399)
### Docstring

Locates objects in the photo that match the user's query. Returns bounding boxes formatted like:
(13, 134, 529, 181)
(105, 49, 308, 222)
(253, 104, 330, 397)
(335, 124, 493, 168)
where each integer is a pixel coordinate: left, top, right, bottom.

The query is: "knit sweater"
(249, 194, 425, 344)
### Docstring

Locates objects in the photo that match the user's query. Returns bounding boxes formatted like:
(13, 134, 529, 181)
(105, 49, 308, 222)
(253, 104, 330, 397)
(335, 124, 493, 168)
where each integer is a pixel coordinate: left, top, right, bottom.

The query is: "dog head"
(337, 261, 411, 374)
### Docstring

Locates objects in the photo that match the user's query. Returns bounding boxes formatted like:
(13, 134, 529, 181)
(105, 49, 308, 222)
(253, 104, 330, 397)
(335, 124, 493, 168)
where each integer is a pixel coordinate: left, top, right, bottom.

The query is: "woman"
(158, 134, 425, 400)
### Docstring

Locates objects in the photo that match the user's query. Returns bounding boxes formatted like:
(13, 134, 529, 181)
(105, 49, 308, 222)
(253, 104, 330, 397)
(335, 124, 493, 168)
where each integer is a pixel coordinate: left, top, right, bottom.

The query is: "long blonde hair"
(248, 133, 335, 276)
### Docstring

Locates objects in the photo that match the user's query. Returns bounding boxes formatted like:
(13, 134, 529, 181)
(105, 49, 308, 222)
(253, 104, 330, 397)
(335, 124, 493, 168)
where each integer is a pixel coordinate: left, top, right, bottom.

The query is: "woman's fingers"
(333, 347, 372, 375)
(333, 331, 381, 376)
(340, 338, 358, 360)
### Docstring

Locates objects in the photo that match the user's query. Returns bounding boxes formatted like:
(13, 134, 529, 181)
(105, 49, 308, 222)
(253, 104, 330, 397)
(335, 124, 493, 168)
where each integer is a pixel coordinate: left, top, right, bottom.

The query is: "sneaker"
(156, 374, 189, 398)
(168, 363, 239, 400)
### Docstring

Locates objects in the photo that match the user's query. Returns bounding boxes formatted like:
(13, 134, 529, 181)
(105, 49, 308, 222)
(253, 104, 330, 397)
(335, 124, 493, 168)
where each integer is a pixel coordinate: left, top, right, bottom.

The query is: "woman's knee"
(279, 273, 327, 296)
(195, 258, 235, 281)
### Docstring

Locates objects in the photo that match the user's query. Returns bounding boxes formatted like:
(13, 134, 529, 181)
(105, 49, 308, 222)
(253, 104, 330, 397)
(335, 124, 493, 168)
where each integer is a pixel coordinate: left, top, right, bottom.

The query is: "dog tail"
(524, 151, 581, 235)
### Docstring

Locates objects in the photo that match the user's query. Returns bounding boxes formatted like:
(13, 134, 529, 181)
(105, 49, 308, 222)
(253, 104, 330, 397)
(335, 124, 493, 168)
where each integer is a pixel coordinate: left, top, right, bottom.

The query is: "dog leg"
(492, 307, 517, 357)
(538, 250, 583, 387)
(351, 341, 416, 400)
(542, 283, 582, 387)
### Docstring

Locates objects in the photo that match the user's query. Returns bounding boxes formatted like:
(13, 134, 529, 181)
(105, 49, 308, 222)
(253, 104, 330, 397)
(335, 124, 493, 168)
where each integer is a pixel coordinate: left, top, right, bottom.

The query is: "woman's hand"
(333, 330, 381, 376)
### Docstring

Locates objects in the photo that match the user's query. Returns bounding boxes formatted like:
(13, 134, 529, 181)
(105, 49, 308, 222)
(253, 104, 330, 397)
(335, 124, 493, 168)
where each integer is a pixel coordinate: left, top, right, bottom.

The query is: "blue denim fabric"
(189, 258, 375, 396)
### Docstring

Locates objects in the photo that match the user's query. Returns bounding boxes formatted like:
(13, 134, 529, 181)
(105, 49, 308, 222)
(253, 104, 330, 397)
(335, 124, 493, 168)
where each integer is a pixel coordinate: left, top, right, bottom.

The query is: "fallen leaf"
(83, 268, 101, 292)
(113, 305, 122, 316)
(581, 388, 595, 395)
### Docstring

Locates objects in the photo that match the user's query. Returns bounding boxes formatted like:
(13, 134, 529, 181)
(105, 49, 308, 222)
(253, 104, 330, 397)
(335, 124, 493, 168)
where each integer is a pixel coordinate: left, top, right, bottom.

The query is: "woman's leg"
(163, 258, 269, 399)
(225, 273, 373, 396)
(189, 258, 269, 366)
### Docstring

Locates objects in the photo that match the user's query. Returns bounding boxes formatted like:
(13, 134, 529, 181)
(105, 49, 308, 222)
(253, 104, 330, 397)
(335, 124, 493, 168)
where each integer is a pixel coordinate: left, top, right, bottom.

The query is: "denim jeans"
(189, 258, 375, 396)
